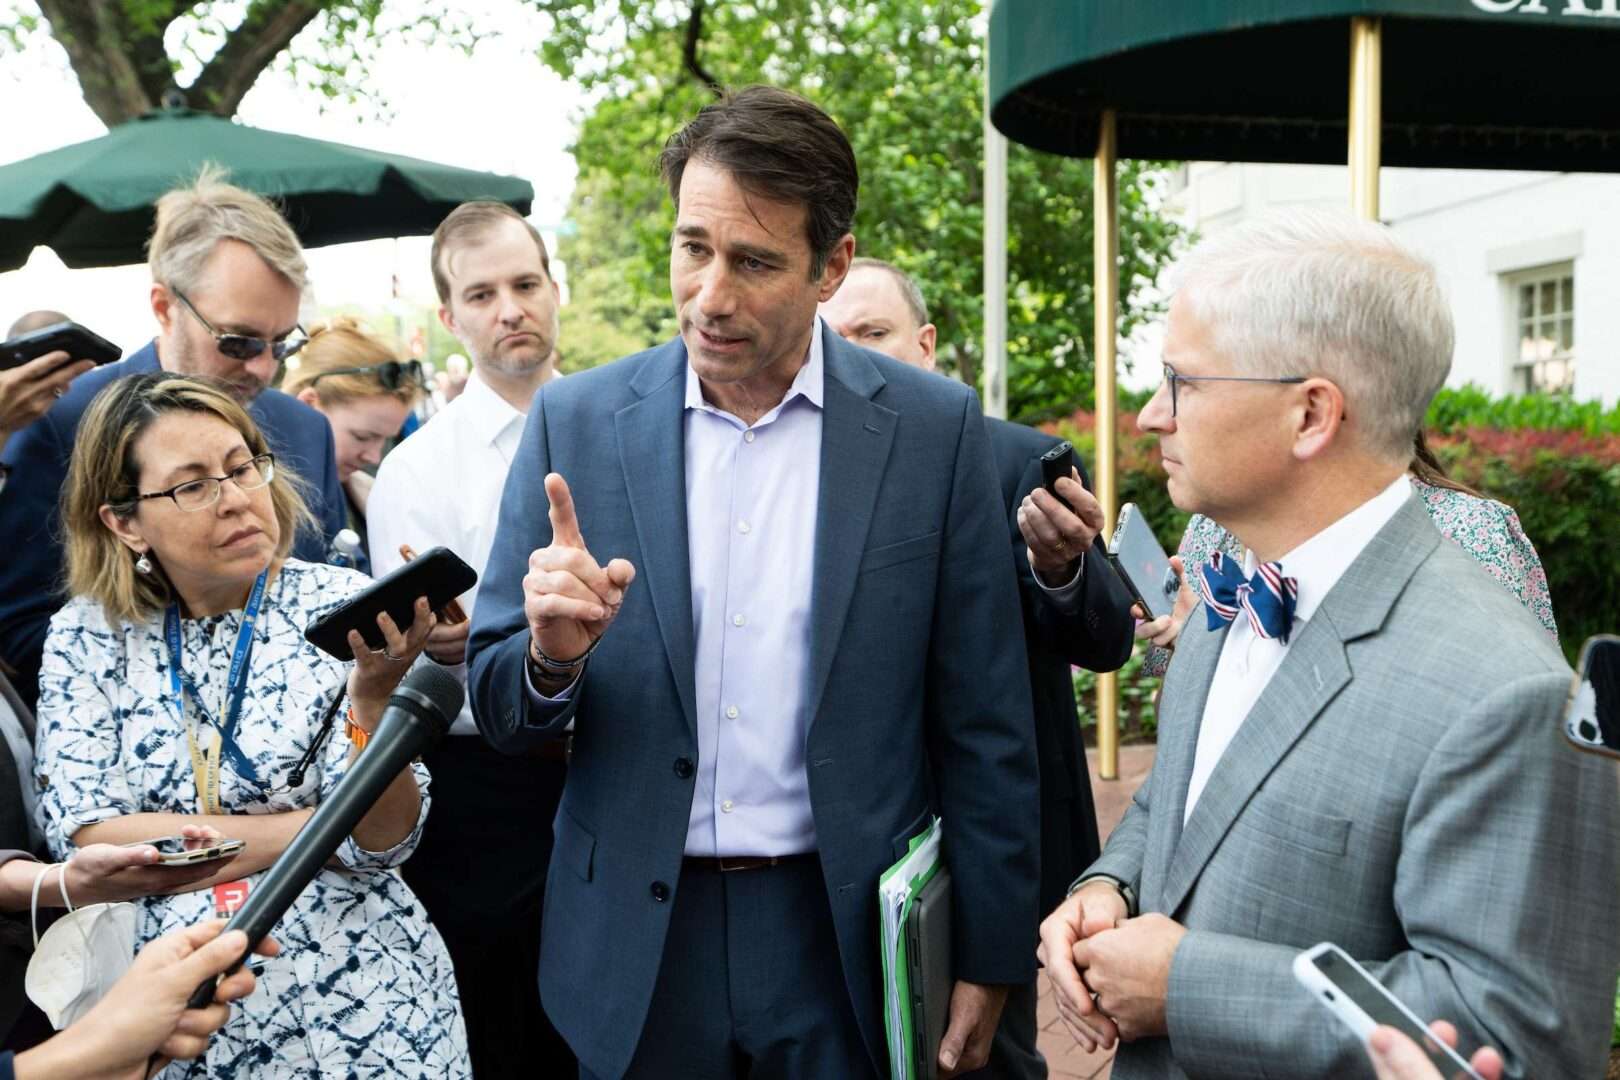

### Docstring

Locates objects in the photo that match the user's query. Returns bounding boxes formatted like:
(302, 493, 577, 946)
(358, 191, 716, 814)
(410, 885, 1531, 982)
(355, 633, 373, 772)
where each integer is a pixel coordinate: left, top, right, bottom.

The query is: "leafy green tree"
(1, 0, 479, 125)
(533, 0, 1184, 421)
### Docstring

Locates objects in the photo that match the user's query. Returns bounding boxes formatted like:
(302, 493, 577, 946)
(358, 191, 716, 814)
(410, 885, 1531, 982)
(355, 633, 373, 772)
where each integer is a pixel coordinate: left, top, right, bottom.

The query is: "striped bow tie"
(1201, 552, 1298, 643)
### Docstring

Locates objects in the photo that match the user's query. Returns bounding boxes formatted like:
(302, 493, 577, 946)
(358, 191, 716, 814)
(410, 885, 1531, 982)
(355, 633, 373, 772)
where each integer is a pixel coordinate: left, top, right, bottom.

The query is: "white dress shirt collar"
(457, 369, 528, 455)
(683, 319, 826, 419)
(1184, 472, 1413, 823)
(1242, 473, 1413, 626)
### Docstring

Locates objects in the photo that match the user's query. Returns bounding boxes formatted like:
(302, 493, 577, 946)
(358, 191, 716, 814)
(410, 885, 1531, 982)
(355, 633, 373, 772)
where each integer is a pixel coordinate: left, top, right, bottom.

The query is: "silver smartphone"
(123, 835, 245, 866)
(1105, 502, 1179, 621)
(1293, 943, 1484, 1080)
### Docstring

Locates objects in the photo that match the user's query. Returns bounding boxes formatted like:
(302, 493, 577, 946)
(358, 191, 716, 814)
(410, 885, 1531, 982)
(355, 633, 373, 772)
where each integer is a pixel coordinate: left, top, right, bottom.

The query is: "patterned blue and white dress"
(33, 559, 470, 1078)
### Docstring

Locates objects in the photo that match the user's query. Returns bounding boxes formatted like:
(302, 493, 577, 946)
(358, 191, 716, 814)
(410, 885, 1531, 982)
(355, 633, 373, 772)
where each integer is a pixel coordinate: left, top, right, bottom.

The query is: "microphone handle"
(185, 705, 437, 1009)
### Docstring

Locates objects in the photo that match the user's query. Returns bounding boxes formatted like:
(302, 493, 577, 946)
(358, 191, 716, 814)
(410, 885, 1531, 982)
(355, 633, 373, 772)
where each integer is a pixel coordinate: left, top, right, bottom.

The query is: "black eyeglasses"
(130, 453, 275, 512)
(1160, 362, 1307, 417)
(308, 359, 426, 391)
(172, 289, 306, 363)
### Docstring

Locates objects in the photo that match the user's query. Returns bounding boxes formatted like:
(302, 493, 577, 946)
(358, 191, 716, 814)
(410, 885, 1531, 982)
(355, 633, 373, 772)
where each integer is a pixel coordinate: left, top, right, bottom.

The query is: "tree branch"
(35, 0, 179, 125)
(188, 0, 328, 117)
(682, 0, 721, 96)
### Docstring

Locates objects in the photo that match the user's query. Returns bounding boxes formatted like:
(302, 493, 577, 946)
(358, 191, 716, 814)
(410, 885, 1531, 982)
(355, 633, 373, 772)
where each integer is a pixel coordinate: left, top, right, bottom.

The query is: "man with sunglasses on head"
(365, 200, 571, 1079)
(0, 168, 346, 711)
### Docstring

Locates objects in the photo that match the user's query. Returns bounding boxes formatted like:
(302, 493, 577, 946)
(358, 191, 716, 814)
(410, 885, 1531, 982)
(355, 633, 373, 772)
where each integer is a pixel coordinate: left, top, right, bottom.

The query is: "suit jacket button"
(673, 757, 694, 779)
(650, 881, 670, 902)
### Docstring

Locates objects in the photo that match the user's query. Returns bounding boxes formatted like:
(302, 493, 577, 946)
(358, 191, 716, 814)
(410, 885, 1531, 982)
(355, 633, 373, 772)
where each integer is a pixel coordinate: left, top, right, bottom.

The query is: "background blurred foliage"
(528, 0, 1186, 421)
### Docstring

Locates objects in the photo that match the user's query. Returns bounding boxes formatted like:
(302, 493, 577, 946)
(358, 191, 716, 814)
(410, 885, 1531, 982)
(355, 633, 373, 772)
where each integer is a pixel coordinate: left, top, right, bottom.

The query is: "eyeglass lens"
(170, 456, 275, 510)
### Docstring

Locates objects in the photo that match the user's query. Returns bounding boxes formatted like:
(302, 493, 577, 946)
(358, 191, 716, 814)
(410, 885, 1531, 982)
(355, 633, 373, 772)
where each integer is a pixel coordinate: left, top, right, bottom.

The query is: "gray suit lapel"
(614, 342, 699, 743)
(1145, 604, 1226, 899)
(805, 329, 896, 726)
(1159, 495, 1440, 916)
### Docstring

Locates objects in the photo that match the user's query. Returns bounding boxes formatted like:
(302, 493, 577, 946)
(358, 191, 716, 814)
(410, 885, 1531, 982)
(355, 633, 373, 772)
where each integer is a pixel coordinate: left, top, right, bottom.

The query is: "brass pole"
(1348, 16, 1383, 220)
(1093, 109, 1120, 781)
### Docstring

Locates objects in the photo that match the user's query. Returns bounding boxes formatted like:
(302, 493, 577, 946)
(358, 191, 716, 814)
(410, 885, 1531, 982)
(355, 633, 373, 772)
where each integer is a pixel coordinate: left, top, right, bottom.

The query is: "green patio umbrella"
(985, 0, 1620, 777)
(989, 0, 1620, 171)
(0, 107, 535, 271)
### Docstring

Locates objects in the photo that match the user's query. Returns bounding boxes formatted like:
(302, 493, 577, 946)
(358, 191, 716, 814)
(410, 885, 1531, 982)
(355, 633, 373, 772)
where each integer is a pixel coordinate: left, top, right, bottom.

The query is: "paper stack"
(878, 816, 945, 1080)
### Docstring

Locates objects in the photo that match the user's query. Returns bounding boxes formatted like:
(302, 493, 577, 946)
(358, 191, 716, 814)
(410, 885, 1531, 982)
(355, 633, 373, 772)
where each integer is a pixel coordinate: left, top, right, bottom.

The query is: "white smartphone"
(1293, 943, 1485, 1080)
(1562, 634, 1619, 758)
(123, 835, 246, 866)
(1105, 502, 1179, 621)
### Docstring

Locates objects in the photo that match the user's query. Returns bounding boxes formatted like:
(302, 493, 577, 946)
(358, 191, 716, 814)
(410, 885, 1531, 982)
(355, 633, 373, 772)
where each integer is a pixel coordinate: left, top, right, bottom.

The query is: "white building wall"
(1165, 163, 1620, 408)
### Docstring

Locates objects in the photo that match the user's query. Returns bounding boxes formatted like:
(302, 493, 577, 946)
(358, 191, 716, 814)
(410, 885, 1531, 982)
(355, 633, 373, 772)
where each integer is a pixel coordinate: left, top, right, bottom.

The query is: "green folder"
(878, 817, 950, 1080)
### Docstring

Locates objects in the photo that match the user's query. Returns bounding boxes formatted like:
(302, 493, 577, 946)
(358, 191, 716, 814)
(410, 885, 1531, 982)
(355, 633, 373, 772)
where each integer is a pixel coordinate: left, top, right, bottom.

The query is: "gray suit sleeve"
(1076, 750, 1153, 898)
(1163, 670, 1620, 1080)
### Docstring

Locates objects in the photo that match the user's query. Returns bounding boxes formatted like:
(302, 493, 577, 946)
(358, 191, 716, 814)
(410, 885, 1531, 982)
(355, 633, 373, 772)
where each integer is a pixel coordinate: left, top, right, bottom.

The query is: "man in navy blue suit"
(467, 87, 1040, 1079)
(0, 171, 345, 707)
(822, 257, 1137, 1079)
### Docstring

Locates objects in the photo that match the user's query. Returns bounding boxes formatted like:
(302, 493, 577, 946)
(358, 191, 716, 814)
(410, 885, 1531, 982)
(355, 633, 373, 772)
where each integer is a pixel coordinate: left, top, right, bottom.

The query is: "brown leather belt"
(682, 852, 818, 873)
(536, 735, 571, 764)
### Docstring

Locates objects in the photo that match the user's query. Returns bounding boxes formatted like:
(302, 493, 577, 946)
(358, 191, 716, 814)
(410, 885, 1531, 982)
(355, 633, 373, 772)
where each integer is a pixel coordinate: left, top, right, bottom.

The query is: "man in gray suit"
(1038, 209, 1620, 1078)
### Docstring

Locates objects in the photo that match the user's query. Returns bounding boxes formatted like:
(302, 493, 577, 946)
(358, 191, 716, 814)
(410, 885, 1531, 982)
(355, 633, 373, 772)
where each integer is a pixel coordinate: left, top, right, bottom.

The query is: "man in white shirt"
(366, 201, 571, 1077)
(1037, 209, 1620, 1079)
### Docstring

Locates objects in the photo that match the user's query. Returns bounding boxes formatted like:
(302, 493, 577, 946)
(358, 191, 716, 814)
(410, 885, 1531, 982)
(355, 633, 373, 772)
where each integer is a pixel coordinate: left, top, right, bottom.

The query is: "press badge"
(213, 880, 250, 918)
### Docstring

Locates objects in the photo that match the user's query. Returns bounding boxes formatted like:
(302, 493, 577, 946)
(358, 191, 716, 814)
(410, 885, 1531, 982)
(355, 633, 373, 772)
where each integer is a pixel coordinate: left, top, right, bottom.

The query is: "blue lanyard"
(165, 569, 268, 785)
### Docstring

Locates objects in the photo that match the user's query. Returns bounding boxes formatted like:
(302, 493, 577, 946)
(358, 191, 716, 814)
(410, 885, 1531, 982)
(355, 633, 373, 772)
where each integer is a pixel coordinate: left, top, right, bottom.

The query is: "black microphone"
(185, 664, 462, 1008)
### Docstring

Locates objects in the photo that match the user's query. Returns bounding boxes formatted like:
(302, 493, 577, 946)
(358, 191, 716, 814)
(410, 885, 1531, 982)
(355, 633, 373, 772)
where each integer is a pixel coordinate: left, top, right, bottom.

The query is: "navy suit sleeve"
(466, 390, 579, 753)
(252, 396, 344, 562)
(1014, 455, 1135, 672)
(928, 391, 1042, 985)
(311, 416, 347, 546)
(0, 406, 74, 705)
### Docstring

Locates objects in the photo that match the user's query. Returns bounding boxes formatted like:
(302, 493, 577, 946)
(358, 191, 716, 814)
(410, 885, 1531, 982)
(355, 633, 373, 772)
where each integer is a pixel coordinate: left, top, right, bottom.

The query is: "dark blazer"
(0, 342, 346, 708)
(467, 326, 1041, 1079)
(986, 417, 1135, 912)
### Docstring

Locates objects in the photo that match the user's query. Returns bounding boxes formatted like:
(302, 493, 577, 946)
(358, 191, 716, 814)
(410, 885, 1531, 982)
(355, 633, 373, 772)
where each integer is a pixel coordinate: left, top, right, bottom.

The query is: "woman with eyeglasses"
(30, 373, 469, 1077)
(280, 318, 425, 568)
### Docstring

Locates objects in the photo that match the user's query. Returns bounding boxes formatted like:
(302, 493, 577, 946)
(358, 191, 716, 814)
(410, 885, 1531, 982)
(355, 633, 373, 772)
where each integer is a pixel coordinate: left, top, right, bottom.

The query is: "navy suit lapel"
(805, 328, 896, 727)
(615, 341, 699, 743)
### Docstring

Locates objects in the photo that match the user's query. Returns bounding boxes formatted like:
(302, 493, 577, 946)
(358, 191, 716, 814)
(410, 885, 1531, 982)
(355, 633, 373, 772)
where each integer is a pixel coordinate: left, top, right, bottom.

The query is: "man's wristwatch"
(1069, 873, 1138, 918)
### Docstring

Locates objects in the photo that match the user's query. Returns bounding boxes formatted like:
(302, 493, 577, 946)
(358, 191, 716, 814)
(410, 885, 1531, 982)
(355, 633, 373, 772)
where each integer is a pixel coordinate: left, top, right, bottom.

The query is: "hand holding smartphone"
(0, 321, 122, 372)
(123, 836, 246, 867)
(304, 546, 477, 661)
(1294, 943, 1485, 1080)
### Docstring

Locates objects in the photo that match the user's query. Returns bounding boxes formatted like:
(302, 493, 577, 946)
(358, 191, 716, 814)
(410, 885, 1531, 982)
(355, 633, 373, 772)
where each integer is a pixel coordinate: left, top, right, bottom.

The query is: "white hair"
(1171, 208, 1453, 462)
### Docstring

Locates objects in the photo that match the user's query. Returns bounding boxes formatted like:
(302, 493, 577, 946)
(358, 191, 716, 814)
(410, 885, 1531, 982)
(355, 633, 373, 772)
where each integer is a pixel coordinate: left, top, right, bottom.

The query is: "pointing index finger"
(545, 473, 586, 550)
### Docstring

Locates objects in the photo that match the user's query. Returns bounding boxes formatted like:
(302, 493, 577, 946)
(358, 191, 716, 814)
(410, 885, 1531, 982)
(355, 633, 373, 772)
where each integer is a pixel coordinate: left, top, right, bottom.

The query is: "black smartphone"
(304, 546, 478, 661)
(0, 321, 122, 371)
(1040, 441, 1076, 512)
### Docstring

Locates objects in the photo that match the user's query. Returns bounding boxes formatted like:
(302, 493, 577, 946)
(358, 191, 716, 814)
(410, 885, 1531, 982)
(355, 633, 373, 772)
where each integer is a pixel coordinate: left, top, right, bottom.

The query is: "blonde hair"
(280, 317, 422, 409)
(63, 373, 313, 625)
(147, 164, 309, 296)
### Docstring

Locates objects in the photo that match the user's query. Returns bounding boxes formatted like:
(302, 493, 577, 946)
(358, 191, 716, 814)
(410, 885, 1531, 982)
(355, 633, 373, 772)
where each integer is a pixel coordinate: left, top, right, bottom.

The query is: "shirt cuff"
(1033, 551, 1085, 602)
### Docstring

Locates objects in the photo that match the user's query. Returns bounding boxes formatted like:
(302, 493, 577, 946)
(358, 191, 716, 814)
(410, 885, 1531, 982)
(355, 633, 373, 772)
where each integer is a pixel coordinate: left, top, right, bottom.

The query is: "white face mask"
(24, 863, 136, 1029)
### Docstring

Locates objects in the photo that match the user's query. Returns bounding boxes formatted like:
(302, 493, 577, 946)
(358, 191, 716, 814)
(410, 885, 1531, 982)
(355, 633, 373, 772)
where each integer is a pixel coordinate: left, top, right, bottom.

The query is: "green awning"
(0, 108, 534, 271)
(989, 1, 1620, 169)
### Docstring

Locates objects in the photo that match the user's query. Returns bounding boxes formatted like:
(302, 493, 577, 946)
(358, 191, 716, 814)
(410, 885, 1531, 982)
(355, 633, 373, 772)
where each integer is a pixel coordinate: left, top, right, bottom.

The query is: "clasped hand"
(524, 473, 636, 669)
(1017, 469, 1105, 586)
(1038, 883, 1188, 1049)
